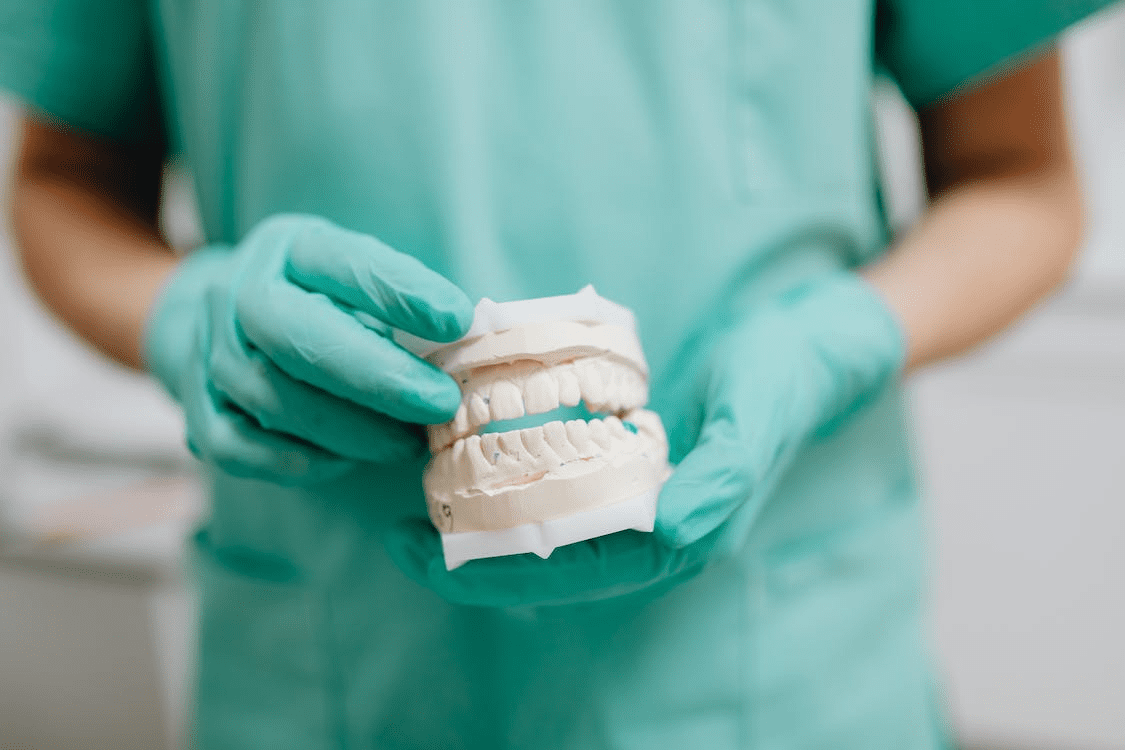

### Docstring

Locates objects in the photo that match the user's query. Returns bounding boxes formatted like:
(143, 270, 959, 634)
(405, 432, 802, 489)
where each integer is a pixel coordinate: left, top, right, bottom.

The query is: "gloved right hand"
(144, 215, 473, 485)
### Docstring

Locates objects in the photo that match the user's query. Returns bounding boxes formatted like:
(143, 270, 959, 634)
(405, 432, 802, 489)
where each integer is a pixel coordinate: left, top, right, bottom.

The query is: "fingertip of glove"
(406, 374, 466, 424)
(422, 286, 476, 343)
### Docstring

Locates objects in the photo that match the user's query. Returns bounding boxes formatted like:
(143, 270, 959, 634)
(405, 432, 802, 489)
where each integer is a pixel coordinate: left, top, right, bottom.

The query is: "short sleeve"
(875, 0, 1119, 108)
(0, 0, 162, 143)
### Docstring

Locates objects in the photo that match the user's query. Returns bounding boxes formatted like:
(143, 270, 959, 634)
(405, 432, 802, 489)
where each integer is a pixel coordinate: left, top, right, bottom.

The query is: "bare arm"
(10, 117, 177, 369)
(865, 49, 1084, 371)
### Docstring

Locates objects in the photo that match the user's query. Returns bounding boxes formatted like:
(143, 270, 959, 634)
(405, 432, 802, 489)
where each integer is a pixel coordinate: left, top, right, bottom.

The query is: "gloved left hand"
(386, 273, 906, 606)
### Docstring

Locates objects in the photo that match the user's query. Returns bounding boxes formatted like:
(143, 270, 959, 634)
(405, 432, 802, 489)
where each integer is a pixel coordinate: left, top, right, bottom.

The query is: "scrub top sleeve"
(0, 0, 162, 143)
(875, 0, 1120, 109)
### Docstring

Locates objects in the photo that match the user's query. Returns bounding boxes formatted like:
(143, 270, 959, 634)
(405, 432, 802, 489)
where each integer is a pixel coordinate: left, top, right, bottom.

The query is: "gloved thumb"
(654, 419, 766, 550)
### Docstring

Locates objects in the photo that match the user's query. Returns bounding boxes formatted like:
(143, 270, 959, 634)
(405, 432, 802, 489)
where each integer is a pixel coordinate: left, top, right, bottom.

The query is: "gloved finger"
(654, 425, 759, 549)
(385, 519, 700, 608)
(237, 282, 462, 424)
(184, 381, 354, 486)
(207, 303, 425, 463)
(214, 352, 427, 464)
(285, 222, 474, 342)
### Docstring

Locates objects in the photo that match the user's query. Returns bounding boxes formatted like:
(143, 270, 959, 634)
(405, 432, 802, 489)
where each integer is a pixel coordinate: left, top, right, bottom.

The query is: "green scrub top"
(1, 2, 1113, 748)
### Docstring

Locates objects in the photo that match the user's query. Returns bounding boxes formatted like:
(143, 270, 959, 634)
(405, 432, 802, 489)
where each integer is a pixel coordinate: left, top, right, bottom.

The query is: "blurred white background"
(1, 7, 1123, 750)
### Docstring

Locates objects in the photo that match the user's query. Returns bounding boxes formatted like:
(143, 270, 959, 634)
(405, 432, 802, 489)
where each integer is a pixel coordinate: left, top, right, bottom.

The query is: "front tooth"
(556, 366, 582, 407)
(565, 419, 597, 457)
(588, 419, 614, 450)
(489, 380, 525, 421)
(576, 361, 606, 409)
(523, 369, 559, 414)
(543, 420, 580, 461)
(468, 393, 491, 427)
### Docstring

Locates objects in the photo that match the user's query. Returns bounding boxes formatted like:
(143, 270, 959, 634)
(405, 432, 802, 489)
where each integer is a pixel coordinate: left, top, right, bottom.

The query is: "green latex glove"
(386, 273, 906, 605)
(144, 215, 473, 485)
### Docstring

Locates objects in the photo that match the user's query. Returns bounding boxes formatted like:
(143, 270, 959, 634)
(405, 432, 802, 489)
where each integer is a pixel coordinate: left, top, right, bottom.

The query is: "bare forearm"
(11, 118, 176, 370)
(865, 163, 1083, 371)
(865, 50, 1083, 372)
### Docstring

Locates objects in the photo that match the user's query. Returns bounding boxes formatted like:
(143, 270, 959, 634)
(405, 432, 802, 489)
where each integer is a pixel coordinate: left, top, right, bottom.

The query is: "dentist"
(2, 1, 1113, 747)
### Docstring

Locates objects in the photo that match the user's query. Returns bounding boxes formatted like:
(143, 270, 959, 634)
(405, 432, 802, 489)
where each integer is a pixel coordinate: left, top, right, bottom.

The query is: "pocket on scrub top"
(189, 528, 340, 749)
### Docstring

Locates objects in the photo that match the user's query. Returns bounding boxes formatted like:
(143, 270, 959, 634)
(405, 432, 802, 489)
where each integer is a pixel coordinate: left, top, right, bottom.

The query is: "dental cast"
(405, 288, 670, 566)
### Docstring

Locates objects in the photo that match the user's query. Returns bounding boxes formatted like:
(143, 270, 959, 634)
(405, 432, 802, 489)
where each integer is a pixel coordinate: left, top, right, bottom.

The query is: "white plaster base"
(440, 486, 660, 570)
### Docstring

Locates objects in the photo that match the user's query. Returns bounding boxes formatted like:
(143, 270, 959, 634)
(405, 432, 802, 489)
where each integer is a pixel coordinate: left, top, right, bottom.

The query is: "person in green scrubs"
(2, 1, 1115, 747)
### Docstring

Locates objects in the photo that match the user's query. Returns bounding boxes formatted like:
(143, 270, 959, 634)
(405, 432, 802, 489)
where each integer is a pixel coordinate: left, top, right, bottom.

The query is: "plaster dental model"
(398, 286, 671, 569)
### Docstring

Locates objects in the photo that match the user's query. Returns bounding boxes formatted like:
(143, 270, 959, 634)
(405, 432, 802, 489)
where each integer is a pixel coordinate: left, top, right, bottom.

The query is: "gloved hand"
(145, 215, 473, 485)
(385, 273, 906, 606)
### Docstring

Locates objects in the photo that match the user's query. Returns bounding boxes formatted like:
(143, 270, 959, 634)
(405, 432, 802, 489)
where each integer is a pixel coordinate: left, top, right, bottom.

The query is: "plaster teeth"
(452, 404, 470, 437)
(497, 432, 526, 465)
(623, 409, 668, 450)
(463, 435, 492, 475)
(442, 354, 650, 445)
(489, 380, 525, 421)
(480, 433, 502, 465)
(519, 426, 555, 461)
(556, 366, 582, 407)
(543, 420, 580, 460)
(565, 419, 597, 457)
(588, 419, 613, 450)
(576, 364, 606, 409)
(523, 370, 559, 414)
(468, 393, 491, 427)
(604, 415, 627, 439)
(429, 423, 454, 453)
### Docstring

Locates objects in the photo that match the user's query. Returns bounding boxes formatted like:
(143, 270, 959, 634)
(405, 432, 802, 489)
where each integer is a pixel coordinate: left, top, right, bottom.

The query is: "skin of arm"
(9, 50, 1082, 377)
(10, 118, 174, 369)
(865, 50, 1085, 371)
